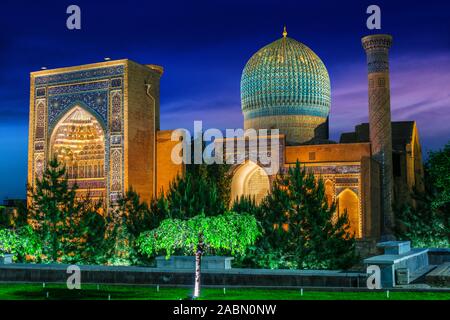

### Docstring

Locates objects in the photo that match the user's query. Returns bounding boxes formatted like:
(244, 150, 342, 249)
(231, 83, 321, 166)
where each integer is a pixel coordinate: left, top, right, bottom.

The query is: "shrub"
(0, 226, 42, 262)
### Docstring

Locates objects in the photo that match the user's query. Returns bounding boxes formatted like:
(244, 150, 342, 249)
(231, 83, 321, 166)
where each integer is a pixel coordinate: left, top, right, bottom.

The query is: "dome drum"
(244, 115, 328, 145)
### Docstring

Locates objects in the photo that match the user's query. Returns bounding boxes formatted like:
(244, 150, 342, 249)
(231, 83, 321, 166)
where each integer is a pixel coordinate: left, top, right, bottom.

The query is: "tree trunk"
(193, 233, 203, 298)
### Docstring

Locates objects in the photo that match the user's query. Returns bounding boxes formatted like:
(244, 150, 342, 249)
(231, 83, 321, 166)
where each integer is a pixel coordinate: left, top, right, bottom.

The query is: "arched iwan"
(49, 105, 106, 199)
(337, 188, 361, 238)
(231, 161, 270, 205)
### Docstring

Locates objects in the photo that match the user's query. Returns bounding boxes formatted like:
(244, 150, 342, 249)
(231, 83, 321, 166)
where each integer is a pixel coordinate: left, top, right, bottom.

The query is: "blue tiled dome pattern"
(241, 36, 331, 120)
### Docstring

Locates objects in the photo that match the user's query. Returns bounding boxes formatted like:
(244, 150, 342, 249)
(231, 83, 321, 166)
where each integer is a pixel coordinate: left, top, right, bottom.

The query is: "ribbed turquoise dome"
(241, 35, 331, 122)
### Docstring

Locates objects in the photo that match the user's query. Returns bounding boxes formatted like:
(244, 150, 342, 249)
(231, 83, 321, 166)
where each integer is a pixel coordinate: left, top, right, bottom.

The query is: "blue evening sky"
(0, 0, 449, 200)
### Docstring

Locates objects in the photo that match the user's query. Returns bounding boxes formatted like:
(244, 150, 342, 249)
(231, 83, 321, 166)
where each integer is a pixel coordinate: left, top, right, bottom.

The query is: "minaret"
(361, 34, 395, 239)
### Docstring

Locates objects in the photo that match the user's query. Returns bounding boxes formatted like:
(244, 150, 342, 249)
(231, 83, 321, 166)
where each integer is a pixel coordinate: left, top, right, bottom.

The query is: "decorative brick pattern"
(34, 99, 46, 140)
(34, 154, 44, 181)
(110, 90, 122, 133)
(110, 148, 122, 192)
(362, 34, 395, 235)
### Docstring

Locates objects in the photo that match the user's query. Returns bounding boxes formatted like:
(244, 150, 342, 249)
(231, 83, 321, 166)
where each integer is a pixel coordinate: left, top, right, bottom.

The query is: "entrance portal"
(50, 106, 106, 199)
(231, 161, 270, 204)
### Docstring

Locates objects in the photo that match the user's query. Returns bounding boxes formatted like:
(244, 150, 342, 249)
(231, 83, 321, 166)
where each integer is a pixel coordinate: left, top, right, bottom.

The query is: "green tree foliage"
(27, 158, 107, 263)
(162, 170, 226, 219)
(183, 135, 233, 207)
(395, 198, 449, 248)
(107, 188, 166, 265)
(0, 226, 42, 262)
(395, 142, 450, 247)
(426, 142, 450, 211)
(0, 202, 27, 229)
(138, 212, 260, 257)
(137, 212, 260, 297)
(236, 161, 358, 270)
(0, 207, 4, 226)
(158, 144, 233, 218)
(232, 195, 260, 216)
(104, 214, 131, 266)
(21, 154, 361, 270)
(187, 162, 233, 206)
(71, 197, 111, 265)
(24, 158, 162, 266)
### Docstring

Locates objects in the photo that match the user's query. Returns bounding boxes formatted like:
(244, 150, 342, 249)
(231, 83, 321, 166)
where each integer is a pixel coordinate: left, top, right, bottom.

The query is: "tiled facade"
(27, 60, 166, 207)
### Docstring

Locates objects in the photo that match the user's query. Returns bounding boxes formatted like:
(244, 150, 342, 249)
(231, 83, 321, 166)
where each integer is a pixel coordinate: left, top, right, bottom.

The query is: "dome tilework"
(241, 36, 331, 143)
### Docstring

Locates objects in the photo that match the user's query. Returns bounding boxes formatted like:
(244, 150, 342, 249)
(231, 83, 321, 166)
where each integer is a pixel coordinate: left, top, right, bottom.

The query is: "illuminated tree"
(253, 161, 357, 269)
(395, 141, 450, 247)
(137, 212, 260, 298)
(427, 142, 450, 210)
(0, 226, 42, 262)
(28, 157, 105, 263)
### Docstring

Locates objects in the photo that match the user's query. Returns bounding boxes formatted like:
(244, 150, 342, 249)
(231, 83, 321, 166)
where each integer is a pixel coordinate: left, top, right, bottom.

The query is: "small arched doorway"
(337, 188, 360, 238)
(49, 106, 106, 199)
(324, 179, 334, 208)
(231, 161, 270, 204)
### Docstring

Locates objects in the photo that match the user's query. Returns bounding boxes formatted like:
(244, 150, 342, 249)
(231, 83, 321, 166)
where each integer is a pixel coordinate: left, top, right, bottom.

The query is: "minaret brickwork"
(362, 34, 395, 238)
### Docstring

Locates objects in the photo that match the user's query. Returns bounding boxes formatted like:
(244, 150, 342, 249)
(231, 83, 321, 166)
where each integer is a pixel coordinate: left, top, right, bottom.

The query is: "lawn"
(0, 284, 449, 300)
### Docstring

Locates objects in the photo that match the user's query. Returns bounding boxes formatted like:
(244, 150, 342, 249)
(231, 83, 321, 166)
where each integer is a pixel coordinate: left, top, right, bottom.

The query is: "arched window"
(324, 180, 334, 208)
(337, 189, 360, 238)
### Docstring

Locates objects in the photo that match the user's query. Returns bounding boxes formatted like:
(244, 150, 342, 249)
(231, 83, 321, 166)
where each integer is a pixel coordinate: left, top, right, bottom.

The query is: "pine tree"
(255, 161, 357, 270)
(427, 142, 450, 211)
(232, 195, 260, 216)
(395, 198, 449, 248)
(164, 170, 226, 219)
(28, 158, 78, 262)
(394, 142, 450, 247)
(188, 163, 233, 207)
(28, 158, 107, 263)
(71, 194, 108, 264)
(108, 188, 165, 265)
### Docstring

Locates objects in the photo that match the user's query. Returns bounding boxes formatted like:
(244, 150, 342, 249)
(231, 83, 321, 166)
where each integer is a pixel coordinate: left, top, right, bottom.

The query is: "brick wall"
(125, 61, 162, 203)
(156, 130, 184, 196)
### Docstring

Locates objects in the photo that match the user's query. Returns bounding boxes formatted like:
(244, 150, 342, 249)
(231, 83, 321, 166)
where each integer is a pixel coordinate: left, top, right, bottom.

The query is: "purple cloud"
(159, 52, 450, 154)
(330, 53, 450, 152)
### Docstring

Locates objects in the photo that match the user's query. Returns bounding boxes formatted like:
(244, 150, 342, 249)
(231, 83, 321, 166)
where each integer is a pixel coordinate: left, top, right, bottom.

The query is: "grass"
(0, 284, 449, 300)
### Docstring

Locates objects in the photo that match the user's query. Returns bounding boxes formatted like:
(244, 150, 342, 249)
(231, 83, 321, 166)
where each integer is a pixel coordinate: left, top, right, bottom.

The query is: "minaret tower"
(362, 34, 395, 239)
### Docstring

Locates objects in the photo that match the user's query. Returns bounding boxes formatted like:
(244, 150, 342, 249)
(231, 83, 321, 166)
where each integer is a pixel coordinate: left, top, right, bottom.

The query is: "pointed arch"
(324, 179, 334, 208)
(49, 100, 107, 133)
(231, 161, 270, 204)
(337, 188, 361, 238)
(49, 105, 106, 199)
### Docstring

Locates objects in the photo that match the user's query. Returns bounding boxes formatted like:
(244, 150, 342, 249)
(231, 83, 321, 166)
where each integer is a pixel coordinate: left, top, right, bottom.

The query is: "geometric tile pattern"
(241, 33, 331, 144)
(110, 148, 122, 193)
(35, 65, 124, 86)
(31, 64, 125, 205)
(110, 90, 122, 133)
(48, 90, 109, 128)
